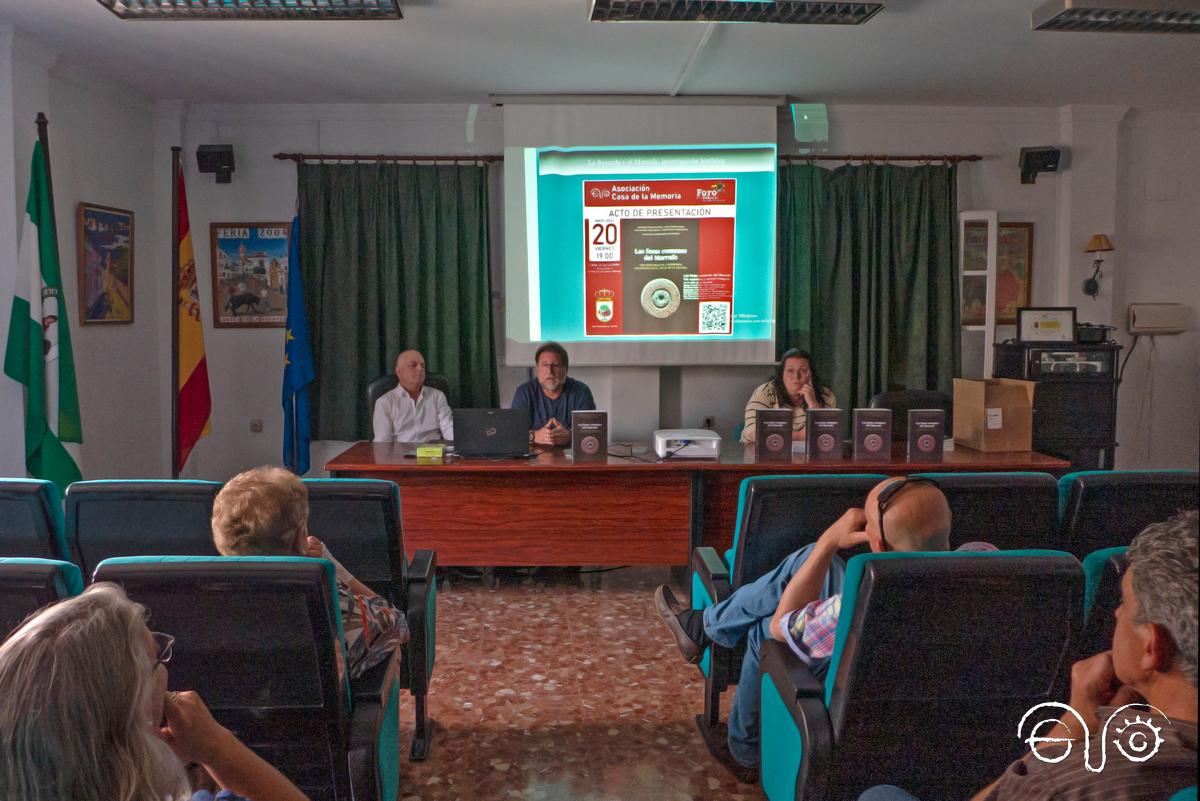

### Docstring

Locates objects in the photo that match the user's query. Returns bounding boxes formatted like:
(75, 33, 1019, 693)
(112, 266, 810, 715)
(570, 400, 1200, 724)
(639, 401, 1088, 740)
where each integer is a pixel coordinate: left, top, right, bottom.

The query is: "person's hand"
(791, 427, 805, 441)
(158, 690, 235, 766)
(819, 507, 870, 551)
(799, 383, 819, 409)
(1067, 651, 1133, 732)
(302, 535, 324, 559)
(533, 418, 570, 447)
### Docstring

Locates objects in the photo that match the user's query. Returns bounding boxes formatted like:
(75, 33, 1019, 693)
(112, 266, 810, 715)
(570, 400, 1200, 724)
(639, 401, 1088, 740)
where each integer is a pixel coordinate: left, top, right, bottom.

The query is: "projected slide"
(584, 179, 735, 337)
(505, 143, 777, 365)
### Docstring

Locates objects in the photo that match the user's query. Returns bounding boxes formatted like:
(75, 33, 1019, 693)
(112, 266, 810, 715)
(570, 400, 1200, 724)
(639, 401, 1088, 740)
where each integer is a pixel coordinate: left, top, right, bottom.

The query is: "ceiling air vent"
(589, 1, 885, 24)
(1032, 0, 1200, 32)
(96, 0, 401, 20)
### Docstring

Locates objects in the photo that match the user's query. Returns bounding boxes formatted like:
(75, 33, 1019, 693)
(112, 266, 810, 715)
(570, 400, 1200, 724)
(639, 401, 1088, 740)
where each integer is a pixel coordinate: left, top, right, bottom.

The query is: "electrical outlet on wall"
(249, 419, 263, 433)
(703, 416, 715, 429)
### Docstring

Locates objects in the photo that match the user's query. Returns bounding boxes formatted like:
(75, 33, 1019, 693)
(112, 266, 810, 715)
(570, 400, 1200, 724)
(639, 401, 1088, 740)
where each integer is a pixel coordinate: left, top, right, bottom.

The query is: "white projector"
(653, 428, 722, 459)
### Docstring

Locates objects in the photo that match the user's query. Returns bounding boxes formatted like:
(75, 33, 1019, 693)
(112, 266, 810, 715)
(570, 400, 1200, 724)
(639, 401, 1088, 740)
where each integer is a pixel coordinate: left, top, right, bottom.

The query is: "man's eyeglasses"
(538, 362, 565, 371)
(151, 631, 175, 670)
(876, 477, 940, 551)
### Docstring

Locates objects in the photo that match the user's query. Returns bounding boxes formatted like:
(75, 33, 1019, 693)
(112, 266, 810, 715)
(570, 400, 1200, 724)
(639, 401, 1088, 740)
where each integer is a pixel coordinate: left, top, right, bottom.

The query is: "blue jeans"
(701, 543, 844, 767)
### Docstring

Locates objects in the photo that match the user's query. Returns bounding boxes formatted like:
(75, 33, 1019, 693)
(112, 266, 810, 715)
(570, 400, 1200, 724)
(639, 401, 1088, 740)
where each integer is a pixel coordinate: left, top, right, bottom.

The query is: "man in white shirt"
(372, 349, 453, 442)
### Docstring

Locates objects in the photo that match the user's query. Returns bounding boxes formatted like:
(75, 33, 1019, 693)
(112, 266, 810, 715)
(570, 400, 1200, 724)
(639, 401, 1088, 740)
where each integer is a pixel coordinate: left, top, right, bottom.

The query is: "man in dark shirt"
(510, 341, 595, 447)
(861, 510, 1198, 801)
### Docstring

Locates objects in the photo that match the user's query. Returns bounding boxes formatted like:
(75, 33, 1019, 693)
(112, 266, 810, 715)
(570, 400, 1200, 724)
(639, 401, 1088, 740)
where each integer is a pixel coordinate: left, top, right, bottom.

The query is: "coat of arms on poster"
(78, 202, 134, 324)
(209, 222, 290, 329)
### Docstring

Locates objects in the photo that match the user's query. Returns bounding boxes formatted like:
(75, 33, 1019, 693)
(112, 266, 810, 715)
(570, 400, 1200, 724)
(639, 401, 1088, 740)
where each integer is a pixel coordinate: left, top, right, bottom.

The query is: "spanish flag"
(175, 162, 211, 473)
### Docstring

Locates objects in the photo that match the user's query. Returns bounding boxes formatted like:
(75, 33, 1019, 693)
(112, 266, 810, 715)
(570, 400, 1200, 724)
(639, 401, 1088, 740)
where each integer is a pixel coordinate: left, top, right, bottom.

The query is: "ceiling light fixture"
(96, 0, 401, 20)
(589, 1, 885, 24)
(1032, 0, 1200, 33)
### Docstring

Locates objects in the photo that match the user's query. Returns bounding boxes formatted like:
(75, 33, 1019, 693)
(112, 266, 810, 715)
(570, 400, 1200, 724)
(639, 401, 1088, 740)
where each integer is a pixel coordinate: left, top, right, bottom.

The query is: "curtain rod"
(274, 152, 502, 164)
(780, 154, 981, 164)
(274, 152, 981, 165)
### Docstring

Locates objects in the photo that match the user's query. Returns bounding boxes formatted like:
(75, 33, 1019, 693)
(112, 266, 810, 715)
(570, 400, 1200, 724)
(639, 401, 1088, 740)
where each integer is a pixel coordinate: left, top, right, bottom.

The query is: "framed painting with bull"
(209, 222, 290, 328)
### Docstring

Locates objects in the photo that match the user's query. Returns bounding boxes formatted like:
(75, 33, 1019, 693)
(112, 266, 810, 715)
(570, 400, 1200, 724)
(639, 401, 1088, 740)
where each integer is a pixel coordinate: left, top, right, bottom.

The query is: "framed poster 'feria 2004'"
(209, 222, 291, 329)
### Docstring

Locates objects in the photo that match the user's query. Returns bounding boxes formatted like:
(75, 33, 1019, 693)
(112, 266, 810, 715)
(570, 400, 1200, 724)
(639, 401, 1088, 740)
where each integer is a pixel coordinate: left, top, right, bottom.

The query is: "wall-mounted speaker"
(1019, 146, 1061, 184)
(196, 144, 235, 184)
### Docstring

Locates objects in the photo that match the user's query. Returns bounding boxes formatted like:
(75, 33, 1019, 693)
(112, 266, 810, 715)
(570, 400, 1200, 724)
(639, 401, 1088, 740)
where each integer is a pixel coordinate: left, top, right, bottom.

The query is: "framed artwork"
(1018, 306, 1076, 343)
(961, 274, 987, 326)
(77, 202, 134, 324)
(962, 220, 990, 273)
(996, 222, 1034, 324)
(209, 222, 290, 328)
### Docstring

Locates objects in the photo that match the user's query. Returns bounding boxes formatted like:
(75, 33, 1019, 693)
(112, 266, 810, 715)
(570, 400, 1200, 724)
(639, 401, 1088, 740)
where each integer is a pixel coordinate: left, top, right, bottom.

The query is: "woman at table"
(740, 349, 836, 443)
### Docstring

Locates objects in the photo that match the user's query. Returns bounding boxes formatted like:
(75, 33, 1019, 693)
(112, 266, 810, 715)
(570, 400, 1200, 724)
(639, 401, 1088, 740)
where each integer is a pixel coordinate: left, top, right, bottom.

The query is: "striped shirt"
(740, 381, 835, 443)
(982, 707, 1196, 801)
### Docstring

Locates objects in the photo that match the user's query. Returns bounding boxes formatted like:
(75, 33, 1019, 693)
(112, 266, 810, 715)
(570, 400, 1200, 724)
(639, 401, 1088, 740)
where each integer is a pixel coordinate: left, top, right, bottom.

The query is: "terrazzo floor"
(394, 566, 765, 801)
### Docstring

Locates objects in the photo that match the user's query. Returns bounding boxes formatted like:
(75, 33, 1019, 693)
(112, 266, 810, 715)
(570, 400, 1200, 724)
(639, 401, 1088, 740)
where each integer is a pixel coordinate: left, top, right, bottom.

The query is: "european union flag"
(282, 215, 315, 474)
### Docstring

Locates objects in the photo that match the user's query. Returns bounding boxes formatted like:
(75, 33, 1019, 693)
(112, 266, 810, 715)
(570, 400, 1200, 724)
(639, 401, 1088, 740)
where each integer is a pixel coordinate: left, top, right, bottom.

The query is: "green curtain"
(777, 163, 959, 409)
(298, 162, 497, 441)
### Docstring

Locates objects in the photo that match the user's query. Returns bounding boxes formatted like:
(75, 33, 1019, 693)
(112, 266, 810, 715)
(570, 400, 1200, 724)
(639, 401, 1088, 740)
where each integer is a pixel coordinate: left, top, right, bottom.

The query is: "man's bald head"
(394, 349, 426, 395)
(864, 477, 952, 553)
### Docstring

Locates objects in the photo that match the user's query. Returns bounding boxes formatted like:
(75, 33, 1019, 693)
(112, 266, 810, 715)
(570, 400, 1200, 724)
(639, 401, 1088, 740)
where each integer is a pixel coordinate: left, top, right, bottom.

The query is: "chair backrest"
(729, 475, 887, 586)
(823, 550, 1083, 799)
(0, 479, 68, 560)
(93, 556, 349, 801)
(304, 478, 407, 601)
(0, 558, 83, 638)
(912, 472, 1060, 550)
(867, 389, 952, 439)
(1080, 546, 1128, 658)
(366, 373, 452, 422)
(1059, 470, 1199, 557)
(65, 480, 222, 577)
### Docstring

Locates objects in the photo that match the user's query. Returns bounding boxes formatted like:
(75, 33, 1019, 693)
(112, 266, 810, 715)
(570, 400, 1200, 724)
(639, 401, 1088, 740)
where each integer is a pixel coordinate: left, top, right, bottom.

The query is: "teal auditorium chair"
(1058, 469, 1199, 557)
(304, 478, 438, 759)
(0, 478, 70, 560)
(690, 474, 887, 749)
(759, 550, 1083, 801)
(0, 558, 83, 636)
(1079, 546, 1128, 658)
(94, 556, 401, 801)
(65, 480, 222, 575)
(911, 472, 1060, 550)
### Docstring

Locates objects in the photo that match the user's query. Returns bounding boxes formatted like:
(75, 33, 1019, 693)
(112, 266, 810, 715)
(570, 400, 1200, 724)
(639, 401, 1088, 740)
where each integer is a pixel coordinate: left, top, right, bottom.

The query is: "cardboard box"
(952, 378, 1035, 452)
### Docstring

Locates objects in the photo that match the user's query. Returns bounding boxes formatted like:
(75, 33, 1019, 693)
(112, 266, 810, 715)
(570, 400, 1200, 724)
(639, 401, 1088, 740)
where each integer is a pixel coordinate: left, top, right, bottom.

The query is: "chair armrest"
(407, 549, 436, 586)
(761, 639, 833, 801)
(691, 546, 732, 607)
(347, 649, 401, 801)
(761, 639, 824, 698)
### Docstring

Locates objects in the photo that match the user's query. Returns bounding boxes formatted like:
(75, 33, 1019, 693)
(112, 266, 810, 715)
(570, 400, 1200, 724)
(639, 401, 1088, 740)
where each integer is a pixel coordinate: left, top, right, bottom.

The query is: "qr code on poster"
(699, 301, 731, 334)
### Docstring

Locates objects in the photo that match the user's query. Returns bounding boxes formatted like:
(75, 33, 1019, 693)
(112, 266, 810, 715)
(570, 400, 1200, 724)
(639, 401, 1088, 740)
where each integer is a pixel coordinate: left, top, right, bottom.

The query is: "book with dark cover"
(570, 410, 608, 462)
(853, 408, 893, 461)
(907, 409, 945, 463)
(755, 408, 794, 462)
(805, 408, 844, 460)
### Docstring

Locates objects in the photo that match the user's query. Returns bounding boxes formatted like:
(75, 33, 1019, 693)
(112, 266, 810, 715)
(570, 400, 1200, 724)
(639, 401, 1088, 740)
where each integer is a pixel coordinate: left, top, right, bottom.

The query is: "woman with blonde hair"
(0, 582, 306, 801)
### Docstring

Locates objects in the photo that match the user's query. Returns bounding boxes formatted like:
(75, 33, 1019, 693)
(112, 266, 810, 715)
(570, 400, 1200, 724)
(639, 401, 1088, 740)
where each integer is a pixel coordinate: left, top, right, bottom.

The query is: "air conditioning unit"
(1127, 303, 1191, 335)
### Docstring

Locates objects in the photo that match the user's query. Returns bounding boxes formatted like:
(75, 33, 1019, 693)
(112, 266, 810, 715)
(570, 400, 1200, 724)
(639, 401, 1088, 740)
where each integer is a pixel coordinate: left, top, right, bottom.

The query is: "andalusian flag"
(175, 162, 212, 473)
(4, 140, 82, 491)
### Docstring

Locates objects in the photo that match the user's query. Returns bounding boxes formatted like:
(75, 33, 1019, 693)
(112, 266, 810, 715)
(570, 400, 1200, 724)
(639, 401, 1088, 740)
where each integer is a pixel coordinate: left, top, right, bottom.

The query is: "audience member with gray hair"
(861, 509, 1199, 801)
(0, 583, 307, 801)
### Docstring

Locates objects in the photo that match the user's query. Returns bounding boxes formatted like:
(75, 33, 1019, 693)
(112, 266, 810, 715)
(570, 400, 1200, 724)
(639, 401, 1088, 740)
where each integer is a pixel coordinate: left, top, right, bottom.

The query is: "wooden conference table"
(326, 441, 1070, 567)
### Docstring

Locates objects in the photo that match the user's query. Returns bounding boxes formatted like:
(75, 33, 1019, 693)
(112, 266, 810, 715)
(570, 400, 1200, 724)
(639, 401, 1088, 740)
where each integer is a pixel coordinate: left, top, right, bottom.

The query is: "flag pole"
(33, 115, 58, 240)
(170, 146, 181, 479)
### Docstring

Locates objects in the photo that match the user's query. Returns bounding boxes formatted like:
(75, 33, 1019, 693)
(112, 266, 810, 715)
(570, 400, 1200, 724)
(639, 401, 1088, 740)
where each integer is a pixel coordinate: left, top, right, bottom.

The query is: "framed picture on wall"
(209, 222, 290, 328)
(996, 222, 1033, 325)
(1017, 306, 1076, 343)
(77, 202, 134, 324)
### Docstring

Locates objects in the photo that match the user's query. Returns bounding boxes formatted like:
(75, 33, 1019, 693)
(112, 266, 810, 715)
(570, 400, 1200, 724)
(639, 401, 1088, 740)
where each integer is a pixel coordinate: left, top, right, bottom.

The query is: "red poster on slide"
(583, 179, 735, 336)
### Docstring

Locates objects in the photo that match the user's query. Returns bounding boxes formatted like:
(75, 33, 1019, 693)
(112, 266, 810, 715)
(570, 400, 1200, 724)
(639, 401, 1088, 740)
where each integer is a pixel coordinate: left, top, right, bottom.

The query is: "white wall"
(1113, 110, 1200, 469)
(4, 71, 1194, 478)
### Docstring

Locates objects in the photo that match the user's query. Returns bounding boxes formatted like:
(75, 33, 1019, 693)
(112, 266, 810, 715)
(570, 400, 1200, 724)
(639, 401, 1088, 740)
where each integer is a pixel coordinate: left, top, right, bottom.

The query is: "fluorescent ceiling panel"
(589, 1, 884, 24)
(1031, 0, 1200, 32)
(96, 0, 402, 20)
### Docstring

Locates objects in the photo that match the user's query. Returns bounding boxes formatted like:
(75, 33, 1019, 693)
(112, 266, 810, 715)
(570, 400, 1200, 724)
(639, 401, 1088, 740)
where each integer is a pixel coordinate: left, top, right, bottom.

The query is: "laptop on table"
(452, 408, 532, 458)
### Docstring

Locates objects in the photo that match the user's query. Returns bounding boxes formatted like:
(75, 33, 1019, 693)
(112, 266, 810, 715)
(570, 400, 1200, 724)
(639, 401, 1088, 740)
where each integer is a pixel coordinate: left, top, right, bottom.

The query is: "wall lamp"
(1083, 234, 1114, 299)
